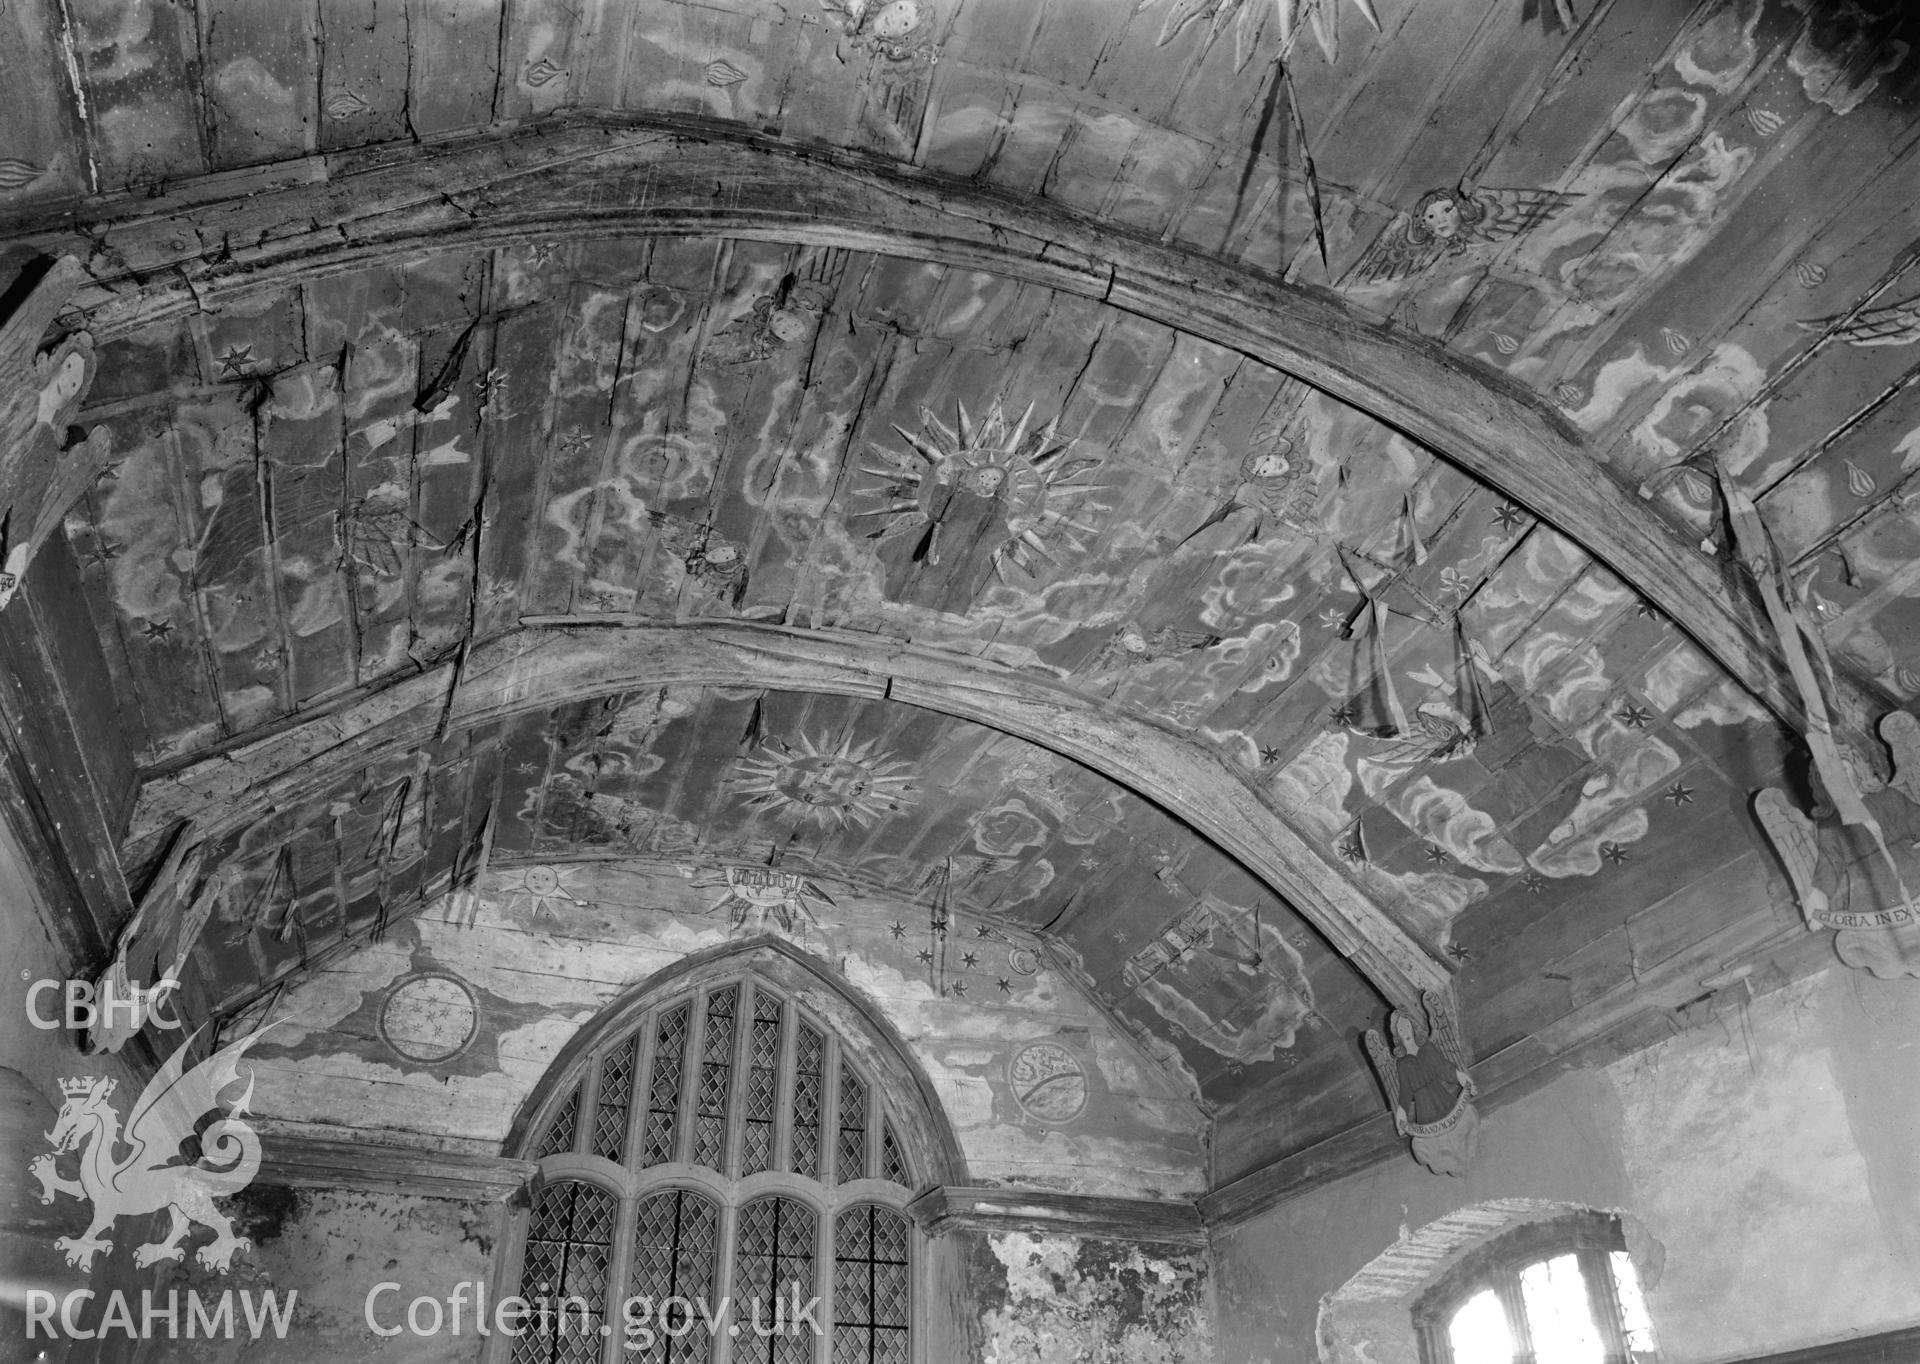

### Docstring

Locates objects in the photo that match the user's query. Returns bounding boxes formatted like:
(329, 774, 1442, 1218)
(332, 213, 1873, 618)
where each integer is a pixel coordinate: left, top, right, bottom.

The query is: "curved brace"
(9, 114, 1817, 739)
(130, 620, 1452, 1014)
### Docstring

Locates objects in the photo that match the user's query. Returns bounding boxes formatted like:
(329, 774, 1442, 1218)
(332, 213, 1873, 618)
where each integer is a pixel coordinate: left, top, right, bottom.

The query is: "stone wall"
(1212, 966, 1920, 1364)
(973, 1228, 1216, 1364)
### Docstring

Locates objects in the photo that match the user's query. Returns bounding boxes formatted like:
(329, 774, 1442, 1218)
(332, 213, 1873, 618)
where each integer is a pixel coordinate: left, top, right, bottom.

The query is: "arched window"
(494, 951, 943, 1364)
(1414, 1213, 1657, 1364)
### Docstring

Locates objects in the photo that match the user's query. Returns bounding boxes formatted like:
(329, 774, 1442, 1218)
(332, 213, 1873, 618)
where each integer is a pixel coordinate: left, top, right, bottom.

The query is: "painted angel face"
(1119, 626, 1148, 654)
(1419, 195, 1463, 239)
(968, 465, 1008, 496)
(51, 351, 86, 404)
(767, 308, 810, 343)
(1243, 448, 1291, 480)
(1390, 1010, 1419, 1053)
(871, 0, 926, 38)
(705, 543, 741, 567)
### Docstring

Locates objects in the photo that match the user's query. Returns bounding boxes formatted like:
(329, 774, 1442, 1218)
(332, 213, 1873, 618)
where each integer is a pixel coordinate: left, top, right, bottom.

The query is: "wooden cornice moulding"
(257, 1134, 538, 1203)
(0, 111, 1828, 745)
(907, 1185, 1207, 1245)
(128, 618, 1452, 1017)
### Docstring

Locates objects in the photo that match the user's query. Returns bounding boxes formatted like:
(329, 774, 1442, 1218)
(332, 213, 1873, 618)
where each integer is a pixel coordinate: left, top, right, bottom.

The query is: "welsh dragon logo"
(30, 1027, 269, 1273)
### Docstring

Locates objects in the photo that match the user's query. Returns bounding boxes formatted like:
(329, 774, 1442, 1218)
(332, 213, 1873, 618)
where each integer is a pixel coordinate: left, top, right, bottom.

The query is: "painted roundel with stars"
(1006, 1040, 1088, 1125)
(379, 973, 479, 1065)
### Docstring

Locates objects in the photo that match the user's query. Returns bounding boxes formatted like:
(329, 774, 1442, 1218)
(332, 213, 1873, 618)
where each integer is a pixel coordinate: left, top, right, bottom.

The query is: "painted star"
(889, 921, 906, 940)
(1615, 703, 1653, 730)
(1521, 870, 1548, 894)
(1601, 842, 1630, 865)
(961, 951, 979, 968)
(1446, 943, 1475, 963)
(89, 539, 122, 567)
(949, 980, 969, 998)
(216, 343, 254, 378)
(974, 923, 995, 939)
(140, 618, 174, 642)
(1635, 601, 1662, 620)
(996, 977, 1013, 994)
(1664, 781, 1696, 807)
(1493, 503, 1528, 531)
(1259, 744, 1284, 765)
(915, 948, 934, 964)
(1424, 844, 1448, 865)
(1329, 702, 1358, 729)
(1337, 835, 1366, 865)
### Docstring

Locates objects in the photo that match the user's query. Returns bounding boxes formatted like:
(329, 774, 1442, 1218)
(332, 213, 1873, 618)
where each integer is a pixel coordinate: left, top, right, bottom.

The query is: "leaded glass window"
(693, 986, 738, 1169)
(537, 1086, 581, 1158)
(504, 970, 923, 1364)
(514, 1180, 618, 1364)
(734, 1197, 818, 1364)
(835, 1071, 867, 1185)
(627, 1190, 721, 1364)
(832, 1206, 909, 1364)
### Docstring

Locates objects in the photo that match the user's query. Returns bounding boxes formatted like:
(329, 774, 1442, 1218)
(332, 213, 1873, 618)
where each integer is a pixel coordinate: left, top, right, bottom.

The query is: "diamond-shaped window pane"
(592, 1035, 638, 1163)
(640, 1003, 690, 1167)
(536, 1087, 580, 1159)
(879, 1121, 909, 1187)
(835, 1071, 868, 1185)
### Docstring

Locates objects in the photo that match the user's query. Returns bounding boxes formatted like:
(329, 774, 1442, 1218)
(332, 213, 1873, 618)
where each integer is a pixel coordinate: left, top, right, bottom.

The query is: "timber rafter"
(0, 112, 1833, 744)
(129, 619, 1454, 1014)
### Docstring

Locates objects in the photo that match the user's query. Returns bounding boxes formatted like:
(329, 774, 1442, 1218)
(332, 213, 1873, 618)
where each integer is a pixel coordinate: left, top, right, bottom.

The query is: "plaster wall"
(1213, 967, 1920, 1364)
(0, 811, 143, 1363)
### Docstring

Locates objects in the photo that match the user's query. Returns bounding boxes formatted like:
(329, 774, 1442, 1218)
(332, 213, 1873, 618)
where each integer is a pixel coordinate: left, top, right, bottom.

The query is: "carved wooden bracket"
(129, 619, 1454, 1016)
(0, 114, 1837, 746)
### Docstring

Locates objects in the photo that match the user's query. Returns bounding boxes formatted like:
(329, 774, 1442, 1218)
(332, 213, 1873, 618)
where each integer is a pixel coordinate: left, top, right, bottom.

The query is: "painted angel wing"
(1882, 710, 1920, 807)
(1460, 187, 1580, 244)
(121, 1025, 269, 1177)
(1754, 787, 1830, 924)
(1422, 989, 1471, 1071)
(1798, 295, 1920, 348)
(1363, 1027, 1402, 1112)
(1347, 215, 1446, 286)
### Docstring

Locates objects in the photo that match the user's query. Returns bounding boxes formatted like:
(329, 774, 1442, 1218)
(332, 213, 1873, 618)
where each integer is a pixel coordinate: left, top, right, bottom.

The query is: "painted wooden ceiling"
(1, 0, 1916, 1193)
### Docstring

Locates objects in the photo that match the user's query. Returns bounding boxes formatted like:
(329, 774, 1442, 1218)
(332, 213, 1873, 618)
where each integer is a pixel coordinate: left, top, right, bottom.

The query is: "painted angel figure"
(1364, 990, 1480, 1176)
(0, 259, 112, 612)
(1349, 186, 1581, 287)
(1753, 710, 1920, 980)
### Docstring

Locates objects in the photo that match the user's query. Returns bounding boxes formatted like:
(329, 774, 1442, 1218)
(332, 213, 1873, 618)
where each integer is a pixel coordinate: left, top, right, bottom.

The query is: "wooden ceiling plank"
(316, 0, 412, 151)
(10, 117, 1825, 738)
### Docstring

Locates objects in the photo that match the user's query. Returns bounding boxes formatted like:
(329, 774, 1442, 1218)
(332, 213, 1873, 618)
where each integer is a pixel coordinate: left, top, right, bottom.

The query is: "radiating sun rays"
(855, 400, 1107, 584)
(731, 732, 919, 831)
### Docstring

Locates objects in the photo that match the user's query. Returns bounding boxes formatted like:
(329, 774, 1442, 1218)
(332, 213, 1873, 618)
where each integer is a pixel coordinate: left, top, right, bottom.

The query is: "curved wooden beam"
(129, 619, 1450, 1013)
(1, 114, 1817, 738)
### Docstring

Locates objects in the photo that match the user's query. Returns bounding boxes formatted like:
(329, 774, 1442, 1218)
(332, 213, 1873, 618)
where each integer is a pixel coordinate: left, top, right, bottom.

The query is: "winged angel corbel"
(31, 1026, 271, 1273)
(1364, 990, 1480, 1176)
(1348, 186, 1580, 287)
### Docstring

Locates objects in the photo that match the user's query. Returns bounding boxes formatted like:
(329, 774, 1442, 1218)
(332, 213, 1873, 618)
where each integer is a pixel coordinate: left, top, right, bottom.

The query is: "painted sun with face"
(731, 732, 919, 830)
(855, 400, 1106, 582)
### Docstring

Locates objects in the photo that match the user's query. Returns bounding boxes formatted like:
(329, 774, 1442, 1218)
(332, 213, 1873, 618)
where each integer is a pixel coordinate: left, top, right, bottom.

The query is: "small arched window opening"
(491, 944, 953, 1364)
(1414, 1212, 1657, 1364)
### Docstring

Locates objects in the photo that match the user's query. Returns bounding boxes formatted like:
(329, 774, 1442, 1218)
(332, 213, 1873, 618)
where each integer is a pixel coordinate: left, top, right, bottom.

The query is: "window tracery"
(499, 967, 927, 1364)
